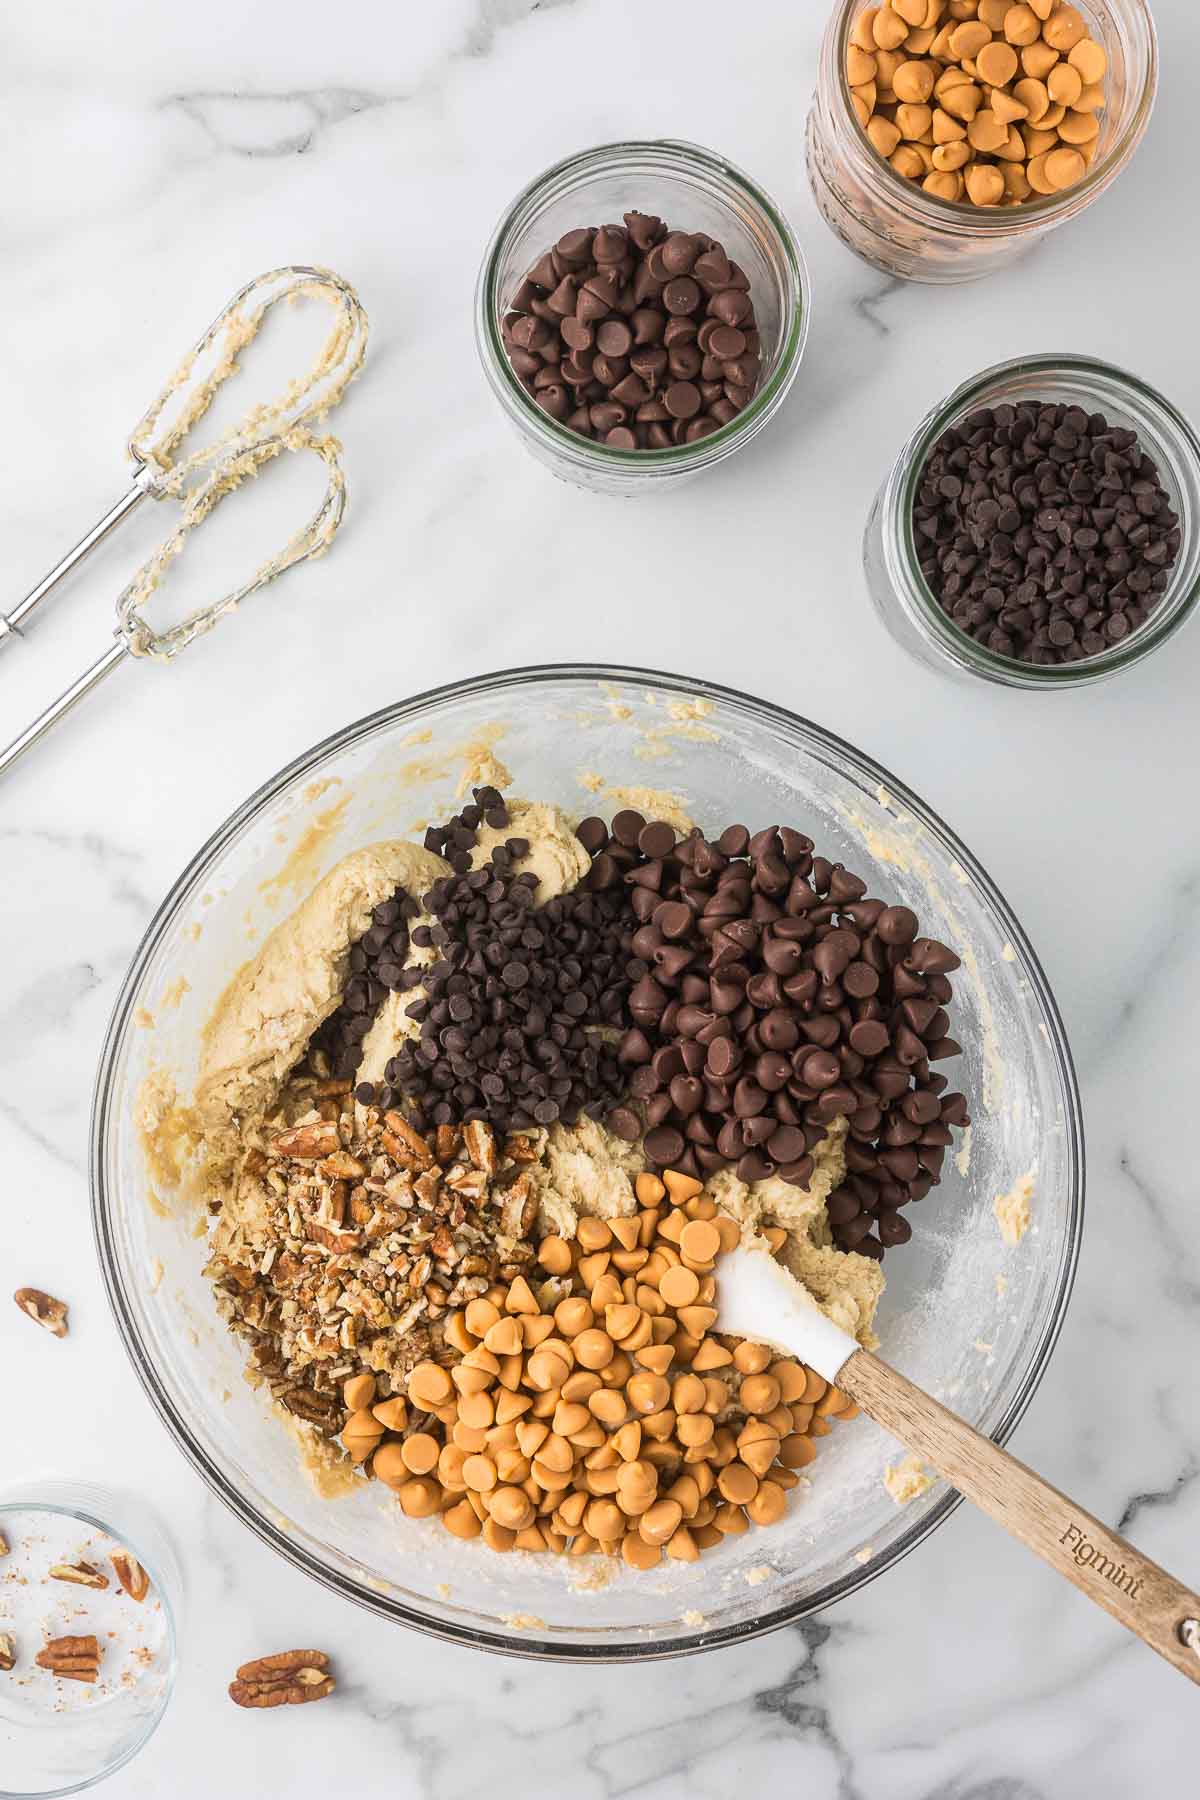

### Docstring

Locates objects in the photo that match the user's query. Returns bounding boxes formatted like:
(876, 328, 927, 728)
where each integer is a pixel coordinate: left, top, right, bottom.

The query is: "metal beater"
(1, 265, 368, 777)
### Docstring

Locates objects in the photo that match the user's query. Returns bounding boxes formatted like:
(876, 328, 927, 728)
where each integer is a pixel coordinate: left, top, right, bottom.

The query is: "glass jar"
(474, 140, 810, 496)
(864, 354, 1200, 688)
(806, 0, 1158, 284)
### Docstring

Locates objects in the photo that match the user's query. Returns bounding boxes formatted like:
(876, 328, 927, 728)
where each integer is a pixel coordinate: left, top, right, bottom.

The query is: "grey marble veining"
(3, 1, 1199, 1794)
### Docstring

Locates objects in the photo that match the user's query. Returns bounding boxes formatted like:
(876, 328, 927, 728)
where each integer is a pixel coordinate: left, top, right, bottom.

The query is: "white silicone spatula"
(718, 1245, 1200, 1685)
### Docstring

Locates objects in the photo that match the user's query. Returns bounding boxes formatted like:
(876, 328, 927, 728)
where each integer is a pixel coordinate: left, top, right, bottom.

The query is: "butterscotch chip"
(398, 1477, 442, 1518)
(504, 1274, 539, 1315)
(872, 6, 909, 49)
(966, 163, 1006, 205)
(780, 1433, 817, 1469)
(1043, 2, 1086, 49)
(1004, 3, 1041, 45)
(977, 39, 1019, 85)
(655, 1264, 697, 1307)
(1057, 108, 1098, 144)
(622, 1534, 661, 1570)
(442, 1499, 482, 1539)
(1069, 36, 1107, 84)
(1013, 74, 1050, 119)
(746, 1480, 787, 1527)
(679, 1220, 721, 1264)
(949, 19, 992, 58)
(732, 1340, 772, 1376)
(342, 1409, 385, 1461)
(483, 1316, 523, 1356)
(537, 1235, 573, 1275)
(343, 1372, 376, 1411)
(1044, 143, 1086, 186)
(408, 1362, 453, 1409)
(718, 1461, 759, 1506)
(847, 43, 879, 86)
(462, 1455, 498, 1492)
(1021, 38, 1060, 79)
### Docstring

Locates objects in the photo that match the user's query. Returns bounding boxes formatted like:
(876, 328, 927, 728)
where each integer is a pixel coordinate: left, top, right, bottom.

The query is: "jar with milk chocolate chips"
(476, 140, 809, 495)
(864, 355, 1200, 687)
(806, 0, 1158, 282)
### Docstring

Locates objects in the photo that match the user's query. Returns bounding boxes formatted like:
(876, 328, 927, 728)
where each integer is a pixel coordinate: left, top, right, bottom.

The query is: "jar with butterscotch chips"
(806, 0, 1157, 282)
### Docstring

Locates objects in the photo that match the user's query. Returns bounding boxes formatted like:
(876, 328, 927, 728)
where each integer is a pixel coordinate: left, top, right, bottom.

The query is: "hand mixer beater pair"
(1, 265, 368, 777)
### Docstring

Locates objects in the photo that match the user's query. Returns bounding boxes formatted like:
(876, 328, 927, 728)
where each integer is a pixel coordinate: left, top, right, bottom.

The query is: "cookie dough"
(529, 1116, 643, 1237)
(884, 1452, 936, 1506)
(196, 840, 449, 1153)
(994, 1169, 1035, 1246)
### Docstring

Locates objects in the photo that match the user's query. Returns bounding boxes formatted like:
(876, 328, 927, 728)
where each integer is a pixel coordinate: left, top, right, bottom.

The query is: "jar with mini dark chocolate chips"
(806, 0, 1157, 284)
(475, 140, 810, 496)
(864, 354, 1200, 688)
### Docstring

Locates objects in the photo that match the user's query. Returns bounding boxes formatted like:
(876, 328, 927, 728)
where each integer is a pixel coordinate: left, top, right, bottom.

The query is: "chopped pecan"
(435, 1123, 461, 1161)
(111, 1550, 150, 1602)
(429, 1224, 456, 1262)
(413, 1168, 442, 1208)
(36, 1635, 101, 1681)
(498, 1169, 538, 1239)
(504, 1132, 540, 1163)
(462, 1118, 497, 1176)
(304, 1220, 362, 1255)
(445, 1164, 488, 1202)
(49, 1560, 109, 1590)
(0, 1634, 14, 1672)
(381, 1110, 434, 1170)
(312, 1078, 353, 1097)
(229, 1648, 334, 1708)
(272, 1120, 340, 1159)
(0, 1529, 9, 1557)
(318, 1150, 366, 1180)
(13, 1287, 69, 1337)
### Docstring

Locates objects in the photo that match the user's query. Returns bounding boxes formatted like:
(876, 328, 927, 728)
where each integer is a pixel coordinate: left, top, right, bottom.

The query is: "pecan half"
(49, 1560, 109, 1589)
(229, 1648, 334, 1708)
(271, 1121, 340, 1159)
(381, 1110, 434, 1170)
(36, 1635, 101, 1681)
(13, 1287, 69, 1337)
(111, 1550, 150, 1602)
(0, 1634, 15, 1672)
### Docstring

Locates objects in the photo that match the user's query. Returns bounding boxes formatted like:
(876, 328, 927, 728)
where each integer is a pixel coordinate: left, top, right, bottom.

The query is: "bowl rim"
(91, 661, 1084, 1663)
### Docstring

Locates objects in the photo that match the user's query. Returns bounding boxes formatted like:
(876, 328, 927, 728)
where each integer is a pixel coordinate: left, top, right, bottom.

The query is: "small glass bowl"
(864, 354, 1200, 688)
(806, 0, 1158, 284)
(0, 1482, 179, 1798)
(474, 140, 810, 495)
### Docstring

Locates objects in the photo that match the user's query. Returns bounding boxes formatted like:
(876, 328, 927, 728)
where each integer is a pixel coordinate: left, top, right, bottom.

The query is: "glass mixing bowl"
(92, 666, 1082, 1660)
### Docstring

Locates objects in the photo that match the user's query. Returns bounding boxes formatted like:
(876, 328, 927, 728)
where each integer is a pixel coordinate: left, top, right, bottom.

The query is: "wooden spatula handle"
(839, 1349, 1200, 1686)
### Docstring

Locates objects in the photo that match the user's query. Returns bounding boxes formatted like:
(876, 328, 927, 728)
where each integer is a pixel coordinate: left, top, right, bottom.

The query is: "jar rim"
(829, 0, 1159, 238)
(474, 138, 810, 471)
(883, 353, 1200, 687)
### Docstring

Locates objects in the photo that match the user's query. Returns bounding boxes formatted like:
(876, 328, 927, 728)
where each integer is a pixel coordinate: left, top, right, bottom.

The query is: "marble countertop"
(4, 1, 1199, 1793)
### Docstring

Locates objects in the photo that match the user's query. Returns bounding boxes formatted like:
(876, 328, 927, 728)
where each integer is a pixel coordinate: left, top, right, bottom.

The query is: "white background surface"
(3, 2, 1199, 1794)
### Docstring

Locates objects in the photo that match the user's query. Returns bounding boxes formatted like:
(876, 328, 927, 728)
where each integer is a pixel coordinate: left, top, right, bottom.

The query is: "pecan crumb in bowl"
(93, 666, 1081, 1660)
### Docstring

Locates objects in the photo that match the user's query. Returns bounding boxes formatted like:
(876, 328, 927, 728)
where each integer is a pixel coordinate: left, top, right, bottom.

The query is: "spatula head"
(717, 1245, 859, 1384)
